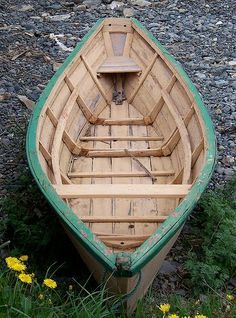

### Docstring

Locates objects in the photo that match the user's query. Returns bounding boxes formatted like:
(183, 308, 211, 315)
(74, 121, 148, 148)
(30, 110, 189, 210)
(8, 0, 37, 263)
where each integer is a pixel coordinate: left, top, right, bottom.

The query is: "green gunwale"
(26, 18, 216, 277)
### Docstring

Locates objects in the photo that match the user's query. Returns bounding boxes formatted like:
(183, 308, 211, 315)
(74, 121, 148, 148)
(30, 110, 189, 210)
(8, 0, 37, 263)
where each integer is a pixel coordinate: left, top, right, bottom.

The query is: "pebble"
(123, 7, 135, 17)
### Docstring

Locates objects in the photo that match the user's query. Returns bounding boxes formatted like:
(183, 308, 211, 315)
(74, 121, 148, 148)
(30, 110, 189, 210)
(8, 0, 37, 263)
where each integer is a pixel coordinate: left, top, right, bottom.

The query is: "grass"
(0, 159, 235, 317)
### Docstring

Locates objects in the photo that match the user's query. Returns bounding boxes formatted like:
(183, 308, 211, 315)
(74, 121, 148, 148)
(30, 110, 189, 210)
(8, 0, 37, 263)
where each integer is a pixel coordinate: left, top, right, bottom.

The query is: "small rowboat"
(27, 18, 216, 312)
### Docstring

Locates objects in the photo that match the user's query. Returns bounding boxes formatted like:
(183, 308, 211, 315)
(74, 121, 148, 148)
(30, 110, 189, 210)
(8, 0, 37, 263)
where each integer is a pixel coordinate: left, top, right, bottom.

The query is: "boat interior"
(37, 18, 206, 252)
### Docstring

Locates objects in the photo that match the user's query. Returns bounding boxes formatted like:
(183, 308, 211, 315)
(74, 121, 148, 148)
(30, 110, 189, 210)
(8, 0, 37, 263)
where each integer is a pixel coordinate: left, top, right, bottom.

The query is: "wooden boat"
(27, 18, 216, 312)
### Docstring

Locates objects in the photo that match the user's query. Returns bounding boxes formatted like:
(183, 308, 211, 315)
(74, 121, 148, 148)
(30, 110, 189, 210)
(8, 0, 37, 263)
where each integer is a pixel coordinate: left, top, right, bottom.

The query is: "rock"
(83, 0, 102, 8)
(102, 0, 113, 3)
(75, 4, 87, 10)
(108, 1, 124, 10)
(214, 79, 229, 87)
(47, 14, 73, 21)
(228, 60, 236, 66)
(130, 0, 151, 7)
(18, 4, 34, 12)
(159, 260, 178, 274)
(196, 72, 206, 79)
(123, 8, 135, 17)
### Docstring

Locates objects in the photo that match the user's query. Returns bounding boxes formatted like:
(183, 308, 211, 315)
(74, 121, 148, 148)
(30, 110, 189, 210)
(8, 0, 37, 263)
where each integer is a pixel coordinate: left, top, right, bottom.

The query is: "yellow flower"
(226, 294, 234, 301)
(159, 303, 171, 313)
(168, 315, 179, 318)
(38, 294, 44, 300)
(18, 273, 33, 284)
(5, 256, 26, 272)
(19, 255, 28, 262)
(194, 315, 208, 318)
(43, 278, 57, 289)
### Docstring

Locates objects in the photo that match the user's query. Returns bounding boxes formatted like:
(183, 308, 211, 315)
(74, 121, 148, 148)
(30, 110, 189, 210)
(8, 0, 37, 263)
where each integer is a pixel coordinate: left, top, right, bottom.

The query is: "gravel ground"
(0, 0, 235, 296)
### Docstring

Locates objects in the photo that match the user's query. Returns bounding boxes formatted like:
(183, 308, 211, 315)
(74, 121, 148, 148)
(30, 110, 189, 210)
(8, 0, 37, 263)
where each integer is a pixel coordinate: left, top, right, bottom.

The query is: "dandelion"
(5, 256, 26, 272)
(168, 315, 179, 318)
(43, 278, 57, 289)
(159, 303, 171, 314)
(194, 315, 208, 318)
(226, 294, 235, 301)
(18, 273, 33, 284)
(38, 294, 44, 300)
(19, 255, 28, 262)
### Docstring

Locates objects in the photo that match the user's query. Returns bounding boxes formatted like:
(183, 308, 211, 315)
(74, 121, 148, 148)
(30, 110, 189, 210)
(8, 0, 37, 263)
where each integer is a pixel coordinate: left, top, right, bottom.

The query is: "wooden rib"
(65, 77, 98, 124)
(145, 76, 177, 124)
(46, 108, 58, 127)
(80, 216, 168, 223)
(172, 139, 204, 184)
(79, 135, 163, 141)
(162, 106, 195, 155)
(191, 139, 204, 167)
(54, 184, 190, 199)
(51, 82, 84, 184)
(39, 142, 71, 184)
(81, 55, 109, 104)
(161, 90, 192, 183)
(84, 148, 163, 158)
(39, 141, 51, 163)
(100, 117, 145, 125)
(68, 170, 175, 178)
(128, 52, 158, 103)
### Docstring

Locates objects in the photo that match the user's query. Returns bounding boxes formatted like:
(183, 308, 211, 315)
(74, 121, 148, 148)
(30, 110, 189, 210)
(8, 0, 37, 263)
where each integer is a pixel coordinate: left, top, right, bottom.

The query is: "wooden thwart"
(54, 184, 190, 198)
(84, 147, 163, 157)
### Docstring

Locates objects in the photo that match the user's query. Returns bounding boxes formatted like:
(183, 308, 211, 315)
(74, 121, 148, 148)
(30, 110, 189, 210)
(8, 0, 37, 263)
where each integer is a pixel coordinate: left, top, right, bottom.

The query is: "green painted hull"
(26, 18, 216, 278)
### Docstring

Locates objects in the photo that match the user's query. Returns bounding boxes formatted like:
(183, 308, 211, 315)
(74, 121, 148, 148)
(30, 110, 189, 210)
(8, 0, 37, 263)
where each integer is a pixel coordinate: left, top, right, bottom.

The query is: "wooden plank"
(129, 53, 158, 103)
(97, 234, 150, 240)
(81, 216, 168, 223)
(54, 184, 190, 199)
(68, 170, 175, 178)
(85, 148, 163, 158)
(192, 139, 204, 167)
(97, 56, 142, 74)
(81, 55, 109, 104)
(123, 32, 133, 57)
(79, 136, 163, 141)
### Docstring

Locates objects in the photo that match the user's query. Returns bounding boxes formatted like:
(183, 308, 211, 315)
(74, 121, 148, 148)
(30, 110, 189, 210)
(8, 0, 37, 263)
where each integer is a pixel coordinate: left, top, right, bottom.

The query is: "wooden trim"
(84, 148, 163, 158)
(81, 216, 168, 223)
(161, 90, 192, 183)
(98, 235, 149, 240)
(166, 75, 177, 93)
(147, 96, 165, 123)
(54, 184, 190, 199)
(128, 53, 158, 103)
(81, 55, 109, 104)
(103, 240, 143, 249)
(79, 136, 163, 141)
(68, 170, 175, 178)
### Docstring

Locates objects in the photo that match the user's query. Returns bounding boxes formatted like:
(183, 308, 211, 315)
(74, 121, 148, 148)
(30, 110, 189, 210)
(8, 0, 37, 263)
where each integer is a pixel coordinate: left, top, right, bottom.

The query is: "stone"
(83, 0, 102, 8)
(130, 0, 151, 7)
(18, 4, 34, 12)
(47, 14, 72, 21)
(159, 260, 178, 274)
(108, 1, 124, 10)
(75, 4, 87, 10)
(123, 8, 135, 17)
(196, 72, 206, 79)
